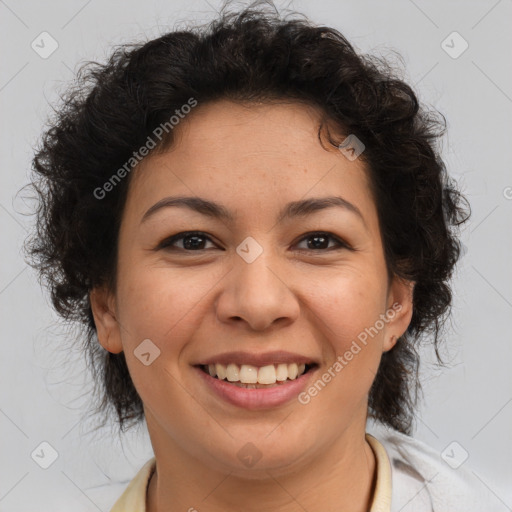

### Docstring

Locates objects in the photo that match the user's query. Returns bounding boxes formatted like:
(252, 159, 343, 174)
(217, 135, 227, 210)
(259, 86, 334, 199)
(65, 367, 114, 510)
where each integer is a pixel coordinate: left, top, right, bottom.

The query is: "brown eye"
(158, 231, 217, 251)
(294, 232, 351, 252)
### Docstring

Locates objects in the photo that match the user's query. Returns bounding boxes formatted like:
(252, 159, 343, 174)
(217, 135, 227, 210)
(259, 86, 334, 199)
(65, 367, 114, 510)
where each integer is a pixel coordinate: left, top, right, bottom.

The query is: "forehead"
(125, 99, 376, 226)
(137, 100, 339, 176)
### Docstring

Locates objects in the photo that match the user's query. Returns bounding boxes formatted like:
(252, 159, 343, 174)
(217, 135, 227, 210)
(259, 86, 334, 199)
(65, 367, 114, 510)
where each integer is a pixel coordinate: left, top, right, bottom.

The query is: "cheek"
(308, 270, 387, 387)
(312, 265, 387, 333)
(114, 265, 202, 350)
(113, 267, 203, 410)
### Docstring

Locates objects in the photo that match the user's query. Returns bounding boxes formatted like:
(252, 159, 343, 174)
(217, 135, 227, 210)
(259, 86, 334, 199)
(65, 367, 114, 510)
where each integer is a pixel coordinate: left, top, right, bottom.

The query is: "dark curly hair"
(24, 0, 469, 436)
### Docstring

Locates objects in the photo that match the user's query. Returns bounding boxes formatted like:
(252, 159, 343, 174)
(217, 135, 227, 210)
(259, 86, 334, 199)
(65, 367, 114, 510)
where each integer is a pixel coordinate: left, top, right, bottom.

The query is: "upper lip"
(194, 350, 318, 367)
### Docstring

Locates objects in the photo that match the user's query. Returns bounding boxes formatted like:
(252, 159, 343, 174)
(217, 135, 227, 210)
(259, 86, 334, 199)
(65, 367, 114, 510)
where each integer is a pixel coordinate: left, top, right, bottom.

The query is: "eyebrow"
(140, 195, 366, 226)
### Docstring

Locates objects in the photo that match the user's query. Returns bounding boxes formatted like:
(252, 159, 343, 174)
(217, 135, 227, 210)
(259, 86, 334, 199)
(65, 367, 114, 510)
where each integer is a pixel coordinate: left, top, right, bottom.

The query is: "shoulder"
(368, 422, 503, 512)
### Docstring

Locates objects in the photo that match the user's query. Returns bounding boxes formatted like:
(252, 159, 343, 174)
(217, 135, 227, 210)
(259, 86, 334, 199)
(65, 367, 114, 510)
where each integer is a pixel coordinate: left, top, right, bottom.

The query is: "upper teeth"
(208, 363, 307, 384)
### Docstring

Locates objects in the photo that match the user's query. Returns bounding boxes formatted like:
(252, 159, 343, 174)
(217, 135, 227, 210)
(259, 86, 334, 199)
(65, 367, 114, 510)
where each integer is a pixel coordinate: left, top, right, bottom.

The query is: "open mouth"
(197, 363, 317, 389)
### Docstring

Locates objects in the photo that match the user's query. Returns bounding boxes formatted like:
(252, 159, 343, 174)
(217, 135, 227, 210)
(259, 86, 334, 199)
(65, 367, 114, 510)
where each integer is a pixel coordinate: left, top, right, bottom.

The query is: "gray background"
(1, 0, 511, 510)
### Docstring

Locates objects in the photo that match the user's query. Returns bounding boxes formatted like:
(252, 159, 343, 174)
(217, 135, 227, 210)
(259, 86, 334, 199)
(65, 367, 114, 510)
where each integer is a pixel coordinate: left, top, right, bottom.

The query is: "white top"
(368, 422, 503, 511)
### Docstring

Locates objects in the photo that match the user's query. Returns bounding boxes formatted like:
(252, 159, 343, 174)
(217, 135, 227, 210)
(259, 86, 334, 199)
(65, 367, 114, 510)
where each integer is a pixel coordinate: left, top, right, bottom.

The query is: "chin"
(198, 436, 313, 478)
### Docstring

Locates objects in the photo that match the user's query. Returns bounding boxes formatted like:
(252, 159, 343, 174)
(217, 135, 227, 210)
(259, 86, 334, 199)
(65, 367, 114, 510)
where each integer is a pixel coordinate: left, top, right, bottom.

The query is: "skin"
(90, 99, 414, 512)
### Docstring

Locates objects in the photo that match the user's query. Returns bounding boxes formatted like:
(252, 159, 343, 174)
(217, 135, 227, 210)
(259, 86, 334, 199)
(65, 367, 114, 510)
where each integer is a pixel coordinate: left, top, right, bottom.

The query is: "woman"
(25, 1, 499, 510)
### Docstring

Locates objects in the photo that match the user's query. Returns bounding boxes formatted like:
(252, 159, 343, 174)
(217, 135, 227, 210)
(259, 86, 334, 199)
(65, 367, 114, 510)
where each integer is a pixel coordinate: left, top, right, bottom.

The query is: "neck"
(146, 421, 377, 512)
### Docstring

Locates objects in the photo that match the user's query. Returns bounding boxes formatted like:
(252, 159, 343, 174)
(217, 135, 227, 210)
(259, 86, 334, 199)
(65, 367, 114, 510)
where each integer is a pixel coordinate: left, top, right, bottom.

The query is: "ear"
(89, 286, 123, 354)
(382, 276, 414, 353)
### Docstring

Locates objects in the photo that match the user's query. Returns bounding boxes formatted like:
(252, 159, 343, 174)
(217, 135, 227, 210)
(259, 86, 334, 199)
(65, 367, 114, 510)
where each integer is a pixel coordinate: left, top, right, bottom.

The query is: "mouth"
(196, 362, 317, 389)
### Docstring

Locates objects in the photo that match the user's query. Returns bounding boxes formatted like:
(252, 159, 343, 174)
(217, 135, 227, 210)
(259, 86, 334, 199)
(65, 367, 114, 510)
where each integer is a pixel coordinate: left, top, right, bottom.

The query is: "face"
(91, 99, 413, 476)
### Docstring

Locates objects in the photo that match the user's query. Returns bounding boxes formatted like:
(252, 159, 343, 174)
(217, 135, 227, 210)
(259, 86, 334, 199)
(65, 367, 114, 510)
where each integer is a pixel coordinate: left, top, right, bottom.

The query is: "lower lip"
(195, 366, 316, 410)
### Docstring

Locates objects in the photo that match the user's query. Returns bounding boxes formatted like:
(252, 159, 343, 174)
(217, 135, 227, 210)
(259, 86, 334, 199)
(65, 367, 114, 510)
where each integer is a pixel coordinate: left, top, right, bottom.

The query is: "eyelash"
(157, 231, 352, 253)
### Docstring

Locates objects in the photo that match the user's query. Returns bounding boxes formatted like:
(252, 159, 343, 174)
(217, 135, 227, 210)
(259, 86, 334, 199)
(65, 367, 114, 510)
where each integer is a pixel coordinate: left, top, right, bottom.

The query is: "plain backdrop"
(1, 0, 511, 510)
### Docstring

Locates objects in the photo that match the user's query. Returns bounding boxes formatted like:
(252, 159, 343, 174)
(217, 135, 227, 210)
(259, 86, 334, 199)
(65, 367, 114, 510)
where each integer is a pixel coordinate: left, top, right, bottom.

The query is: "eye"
(157, 230, 351, 253)
(293, 232, 350, 252)
(157, 231, 218, 251)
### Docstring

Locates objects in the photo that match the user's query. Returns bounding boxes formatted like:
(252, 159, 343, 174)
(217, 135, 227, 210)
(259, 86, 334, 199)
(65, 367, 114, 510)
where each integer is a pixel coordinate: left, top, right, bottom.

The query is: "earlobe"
(384, 334, 398, 352)
(89, 286, 123, 354)
(383, 277, 414, 352)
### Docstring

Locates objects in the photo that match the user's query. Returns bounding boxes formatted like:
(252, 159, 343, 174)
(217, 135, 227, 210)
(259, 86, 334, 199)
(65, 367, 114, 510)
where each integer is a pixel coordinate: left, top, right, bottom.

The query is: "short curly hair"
(25, 0, 469, 436)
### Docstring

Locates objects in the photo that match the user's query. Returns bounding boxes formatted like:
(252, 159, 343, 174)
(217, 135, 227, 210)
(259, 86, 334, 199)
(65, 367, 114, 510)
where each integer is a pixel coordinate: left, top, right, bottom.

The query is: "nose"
(214, 247, 300, 332)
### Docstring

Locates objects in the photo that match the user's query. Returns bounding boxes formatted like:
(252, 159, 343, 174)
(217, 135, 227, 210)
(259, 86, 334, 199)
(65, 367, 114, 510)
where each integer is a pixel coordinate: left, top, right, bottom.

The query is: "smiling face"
(90, 99, 413, 477)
